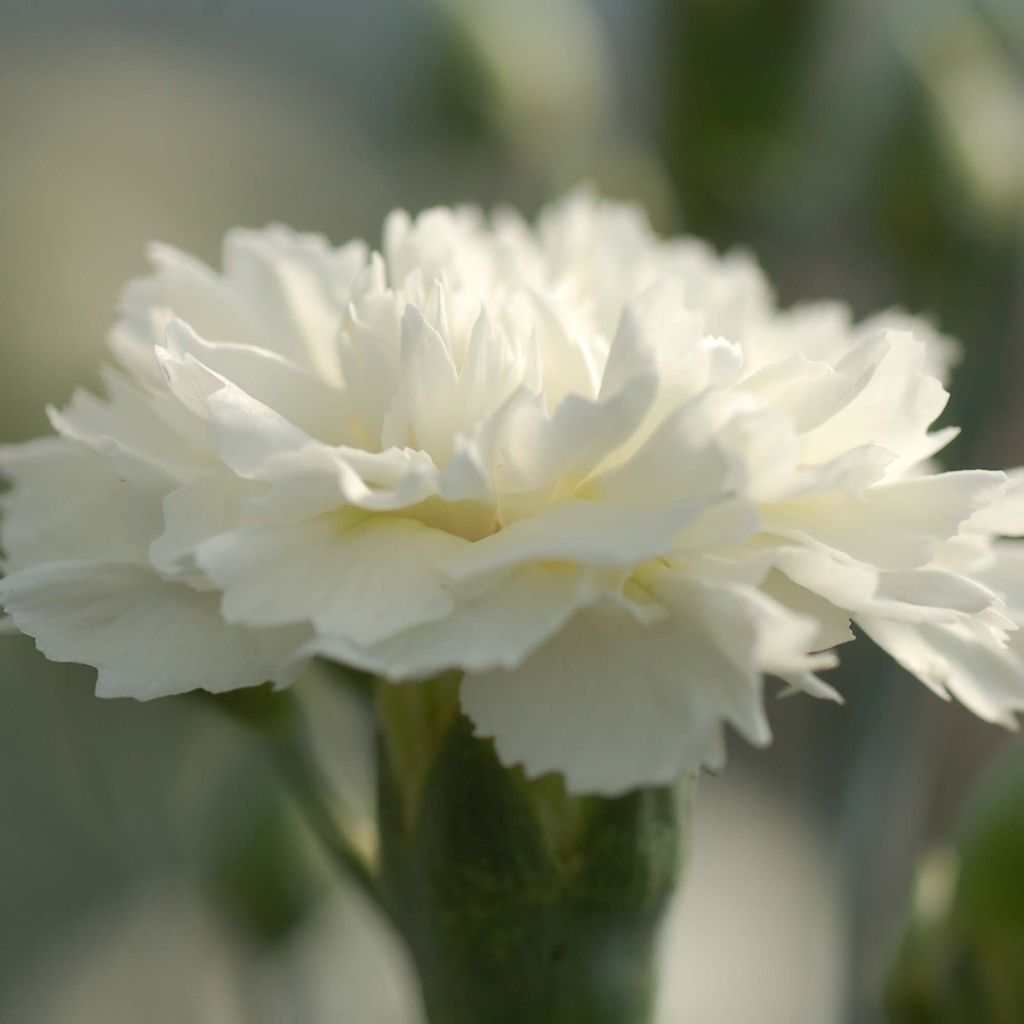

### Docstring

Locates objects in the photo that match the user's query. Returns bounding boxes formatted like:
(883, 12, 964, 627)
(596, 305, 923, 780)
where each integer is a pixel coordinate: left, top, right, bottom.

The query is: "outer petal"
(0, 440, 156, 570)
(760, 568, 855, 651)
(220, 227, 364, 383)
(0, 561, 307, 698)
(48, 369, 210, 487)
(197, 514, 467, 645)
(770, 544, 1008, 630)
(859, 616, 1024, 726)
(148, 472, 260, 575)
(799, 331, 949, 466)
(157, 346, 314, 477)
(764, 471, 1006, 570)
(973, 541, 1024, 619)
(741, 354, 857, 433)
(308, 562, 600, 680)
(116, 228, 364, 385)
(461, 570, 827, 795)
(161, 319, 353, 445)
(969, 469, 1024, 537)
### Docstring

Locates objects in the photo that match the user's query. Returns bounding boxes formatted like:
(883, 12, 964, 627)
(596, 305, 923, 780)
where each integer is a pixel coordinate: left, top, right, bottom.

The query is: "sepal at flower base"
(376, 676, 686, 1024)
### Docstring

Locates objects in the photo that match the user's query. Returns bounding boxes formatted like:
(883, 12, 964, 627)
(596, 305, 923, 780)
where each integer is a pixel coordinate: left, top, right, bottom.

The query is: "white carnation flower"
(2, 191, 1023, 794)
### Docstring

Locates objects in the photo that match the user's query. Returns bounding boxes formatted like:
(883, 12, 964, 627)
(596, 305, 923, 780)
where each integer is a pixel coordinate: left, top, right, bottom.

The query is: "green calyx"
(375, 676, 688, 1024)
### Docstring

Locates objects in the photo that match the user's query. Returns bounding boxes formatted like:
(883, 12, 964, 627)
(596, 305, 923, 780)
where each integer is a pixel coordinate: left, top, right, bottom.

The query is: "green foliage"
(659, 0, 825, 242)
(886, 747, 1024, 1023)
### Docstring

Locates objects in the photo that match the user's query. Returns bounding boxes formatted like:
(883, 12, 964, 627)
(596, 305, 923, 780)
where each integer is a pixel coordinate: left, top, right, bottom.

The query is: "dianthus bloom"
(2, 192, 1023, 793)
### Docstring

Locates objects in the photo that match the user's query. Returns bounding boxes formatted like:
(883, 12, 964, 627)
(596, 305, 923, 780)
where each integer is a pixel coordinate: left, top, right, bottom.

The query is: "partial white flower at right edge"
(2, 193, 1023, 798)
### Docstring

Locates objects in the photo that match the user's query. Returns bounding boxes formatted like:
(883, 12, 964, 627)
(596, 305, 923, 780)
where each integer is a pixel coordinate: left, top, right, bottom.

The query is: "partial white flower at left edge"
(2, 192, 1024, 796)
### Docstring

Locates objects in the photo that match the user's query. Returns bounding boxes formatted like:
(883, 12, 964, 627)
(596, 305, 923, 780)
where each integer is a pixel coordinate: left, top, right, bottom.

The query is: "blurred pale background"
(1, 2, 1023, 1021)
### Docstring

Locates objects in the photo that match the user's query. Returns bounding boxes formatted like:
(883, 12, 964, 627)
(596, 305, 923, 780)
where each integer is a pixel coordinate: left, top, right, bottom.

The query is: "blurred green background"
(1, 2, 1023, 1021)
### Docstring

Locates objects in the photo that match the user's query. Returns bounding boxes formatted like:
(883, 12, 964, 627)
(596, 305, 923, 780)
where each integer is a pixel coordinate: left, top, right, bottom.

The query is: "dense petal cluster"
(2, 192, 1023, 793)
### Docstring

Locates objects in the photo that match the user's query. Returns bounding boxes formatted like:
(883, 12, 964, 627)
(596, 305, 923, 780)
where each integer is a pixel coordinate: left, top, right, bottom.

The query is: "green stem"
(267, 726, 385, 915)
(199, 686, 388, 920)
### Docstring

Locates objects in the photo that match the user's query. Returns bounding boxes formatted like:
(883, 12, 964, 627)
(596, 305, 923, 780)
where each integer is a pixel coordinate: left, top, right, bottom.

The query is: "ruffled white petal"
(48, 370, 209, 487)
(116, 227, 364, 385)
(764, 471, 1006, 570)
(0, 440, 156, 571)
(162, 318, 352, 444)
(859, 617, 1024, 726)
(800, 331, 949, 467)
(197, 514, 467, 645)
(148, 472, 259, 576)
(462, 570, 826, 795)
(0, 561, 306, 698)
(308, 563, 600, 680)
(969, 470, 1024, 537)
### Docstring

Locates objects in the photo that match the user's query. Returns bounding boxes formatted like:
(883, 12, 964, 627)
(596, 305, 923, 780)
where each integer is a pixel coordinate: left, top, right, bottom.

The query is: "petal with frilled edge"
(308, 562, 601, 681)
(148, 471, 260, 575)
(800, 332, 949, 466)
(0, 439, 157, 571)
(0, 561, 307, 698)
(973, 541, 1024, 618)
(969, 469, 1024, 537)
(48, 369, 210, 487)
(764, 471, 1006, 571)
(162, 319, 352, 445)
(461, 570, 828, 795)
(859, 616, 1024, 726)
(121, 228, 364, 384)
(197, 514, 467, 645)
